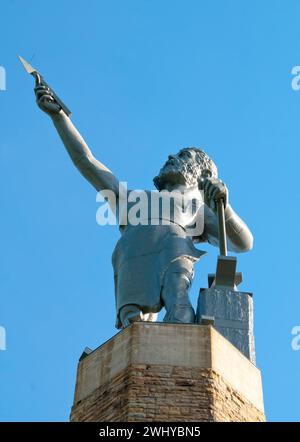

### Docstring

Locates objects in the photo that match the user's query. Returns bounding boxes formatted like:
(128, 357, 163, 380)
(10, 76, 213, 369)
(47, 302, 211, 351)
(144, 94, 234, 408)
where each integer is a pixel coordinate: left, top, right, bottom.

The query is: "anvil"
(196, 199, 255, 364)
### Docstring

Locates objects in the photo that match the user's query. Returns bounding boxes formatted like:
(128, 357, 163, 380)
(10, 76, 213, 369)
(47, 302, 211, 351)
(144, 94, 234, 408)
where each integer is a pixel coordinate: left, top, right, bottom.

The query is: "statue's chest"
(118, 189, 203, 228)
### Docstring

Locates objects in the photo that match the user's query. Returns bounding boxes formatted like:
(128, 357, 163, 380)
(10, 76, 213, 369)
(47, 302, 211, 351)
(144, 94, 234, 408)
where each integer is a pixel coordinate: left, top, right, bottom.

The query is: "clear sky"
(1, 0, 300, 422)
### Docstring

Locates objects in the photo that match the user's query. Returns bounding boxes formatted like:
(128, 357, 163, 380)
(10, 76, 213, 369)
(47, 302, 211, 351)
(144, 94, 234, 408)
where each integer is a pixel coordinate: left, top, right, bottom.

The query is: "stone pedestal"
(70, 322, 265, 422)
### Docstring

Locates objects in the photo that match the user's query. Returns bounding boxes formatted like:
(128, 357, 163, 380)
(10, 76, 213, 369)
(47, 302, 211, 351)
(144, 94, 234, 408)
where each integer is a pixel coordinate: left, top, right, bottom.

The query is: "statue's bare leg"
(161, 261, 195, 324)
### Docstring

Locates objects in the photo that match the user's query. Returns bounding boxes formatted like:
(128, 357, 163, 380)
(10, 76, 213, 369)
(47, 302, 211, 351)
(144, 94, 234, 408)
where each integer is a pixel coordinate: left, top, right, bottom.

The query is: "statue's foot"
(119, 305, 142, 328)
(163, 303, 195, 324)
(141, 312, 158, 322)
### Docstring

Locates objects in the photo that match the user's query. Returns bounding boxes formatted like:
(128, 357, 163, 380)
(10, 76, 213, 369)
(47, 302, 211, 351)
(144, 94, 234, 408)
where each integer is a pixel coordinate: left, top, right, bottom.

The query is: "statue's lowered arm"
(203, 204, 253, 253)
(195, 175, 253, 253)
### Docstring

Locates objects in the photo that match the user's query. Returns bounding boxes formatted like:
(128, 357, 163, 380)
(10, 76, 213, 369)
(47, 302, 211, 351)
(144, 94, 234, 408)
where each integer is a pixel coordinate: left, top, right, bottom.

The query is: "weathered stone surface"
(70, 323, 265, 422)
(197, 288, 255, 363)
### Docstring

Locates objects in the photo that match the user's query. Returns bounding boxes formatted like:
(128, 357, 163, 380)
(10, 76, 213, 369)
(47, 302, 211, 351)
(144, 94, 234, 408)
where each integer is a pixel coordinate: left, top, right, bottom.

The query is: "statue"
(28, 71, 253, 330)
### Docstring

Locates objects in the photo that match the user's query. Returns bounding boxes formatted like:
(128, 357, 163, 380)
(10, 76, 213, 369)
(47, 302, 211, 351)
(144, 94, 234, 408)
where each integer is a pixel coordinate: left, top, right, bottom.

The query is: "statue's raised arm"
(34, 85, 119, 195)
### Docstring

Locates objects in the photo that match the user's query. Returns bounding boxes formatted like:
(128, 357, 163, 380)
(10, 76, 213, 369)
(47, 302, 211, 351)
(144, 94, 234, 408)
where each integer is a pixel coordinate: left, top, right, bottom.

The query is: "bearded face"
(153, 149, 201, 190)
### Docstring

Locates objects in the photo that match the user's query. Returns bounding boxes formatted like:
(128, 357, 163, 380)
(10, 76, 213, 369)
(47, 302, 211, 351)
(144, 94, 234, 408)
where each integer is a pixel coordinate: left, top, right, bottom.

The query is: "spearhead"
(18, 55, 72, 116)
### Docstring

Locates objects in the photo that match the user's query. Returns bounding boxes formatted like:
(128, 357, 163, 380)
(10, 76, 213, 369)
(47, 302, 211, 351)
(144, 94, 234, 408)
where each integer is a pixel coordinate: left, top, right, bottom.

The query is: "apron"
(112, 222, 206, 328)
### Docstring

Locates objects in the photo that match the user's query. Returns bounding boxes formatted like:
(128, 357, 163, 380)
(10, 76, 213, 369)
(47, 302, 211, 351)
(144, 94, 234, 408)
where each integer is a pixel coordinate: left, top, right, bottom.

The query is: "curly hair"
(180, 147, 218, 178)
(153, 147, 218, 190)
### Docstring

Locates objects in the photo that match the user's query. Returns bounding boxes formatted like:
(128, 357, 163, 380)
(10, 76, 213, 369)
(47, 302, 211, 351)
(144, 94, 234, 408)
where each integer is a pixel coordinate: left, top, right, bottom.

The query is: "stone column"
(70, 322, 265, 422)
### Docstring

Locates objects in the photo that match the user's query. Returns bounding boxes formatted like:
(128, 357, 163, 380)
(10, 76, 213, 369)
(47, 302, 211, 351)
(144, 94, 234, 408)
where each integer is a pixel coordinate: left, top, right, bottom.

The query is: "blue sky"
(1, 0, 300, 422)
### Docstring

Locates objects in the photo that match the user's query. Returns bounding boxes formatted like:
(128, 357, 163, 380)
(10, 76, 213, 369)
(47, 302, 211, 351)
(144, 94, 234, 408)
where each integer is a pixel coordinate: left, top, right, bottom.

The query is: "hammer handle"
(217, 198, 227, 256)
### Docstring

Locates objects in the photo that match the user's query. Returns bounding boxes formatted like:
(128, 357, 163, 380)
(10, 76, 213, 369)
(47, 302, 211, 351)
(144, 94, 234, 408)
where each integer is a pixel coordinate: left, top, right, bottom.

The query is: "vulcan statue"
(33, 83, 253, 329)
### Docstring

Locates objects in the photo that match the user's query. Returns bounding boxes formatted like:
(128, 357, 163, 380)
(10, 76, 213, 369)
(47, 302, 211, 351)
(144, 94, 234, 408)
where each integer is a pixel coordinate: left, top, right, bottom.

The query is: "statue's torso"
(112, 188, 207, 327)
(117, 188, 205, 237)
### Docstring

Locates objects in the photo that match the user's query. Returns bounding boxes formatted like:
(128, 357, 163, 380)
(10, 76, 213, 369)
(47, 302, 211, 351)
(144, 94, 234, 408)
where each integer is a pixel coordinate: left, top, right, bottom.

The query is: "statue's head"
(153, 147, 218, 190)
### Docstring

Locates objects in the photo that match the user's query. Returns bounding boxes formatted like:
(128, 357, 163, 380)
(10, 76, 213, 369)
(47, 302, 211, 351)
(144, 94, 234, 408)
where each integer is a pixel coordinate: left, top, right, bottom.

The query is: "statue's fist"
(200, 177, 228, 212)
(34, 85, 61, 117)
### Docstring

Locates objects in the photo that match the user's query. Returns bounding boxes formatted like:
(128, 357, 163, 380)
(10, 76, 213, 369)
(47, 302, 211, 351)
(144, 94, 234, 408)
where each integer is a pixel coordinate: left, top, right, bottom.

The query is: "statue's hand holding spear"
(35, 84, 62, 118)
(18, 55, 70, 118)
(18, 55, 120, 195)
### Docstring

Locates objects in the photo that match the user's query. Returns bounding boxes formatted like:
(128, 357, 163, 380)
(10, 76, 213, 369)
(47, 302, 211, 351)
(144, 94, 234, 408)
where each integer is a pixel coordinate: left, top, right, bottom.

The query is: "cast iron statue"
(33, 84, 253, 329)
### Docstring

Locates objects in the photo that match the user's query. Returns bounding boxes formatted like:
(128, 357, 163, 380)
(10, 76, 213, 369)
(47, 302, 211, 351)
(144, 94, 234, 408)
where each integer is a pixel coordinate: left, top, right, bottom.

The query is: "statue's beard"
(153, 159, 199, 190)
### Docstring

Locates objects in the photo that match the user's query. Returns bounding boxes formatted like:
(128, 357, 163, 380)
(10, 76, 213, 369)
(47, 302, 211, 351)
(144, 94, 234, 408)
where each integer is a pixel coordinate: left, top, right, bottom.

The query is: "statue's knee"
(161, 271, 195, 324)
